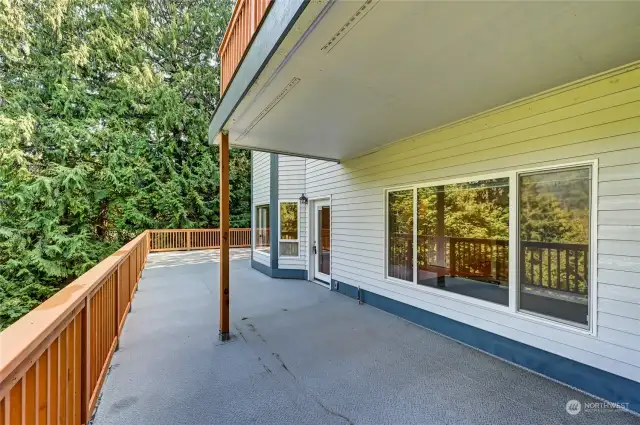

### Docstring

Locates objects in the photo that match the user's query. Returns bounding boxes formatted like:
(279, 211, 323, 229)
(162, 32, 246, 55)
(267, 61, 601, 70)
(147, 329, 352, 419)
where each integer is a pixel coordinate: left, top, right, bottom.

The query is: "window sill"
(381, 276, 595, 337)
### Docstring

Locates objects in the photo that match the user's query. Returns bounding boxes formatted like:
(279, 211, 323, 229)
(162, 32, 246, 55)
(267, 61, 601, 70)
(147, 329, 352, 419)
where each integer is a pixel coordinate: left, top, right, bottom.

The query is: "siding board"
(599, 313, 640, 337)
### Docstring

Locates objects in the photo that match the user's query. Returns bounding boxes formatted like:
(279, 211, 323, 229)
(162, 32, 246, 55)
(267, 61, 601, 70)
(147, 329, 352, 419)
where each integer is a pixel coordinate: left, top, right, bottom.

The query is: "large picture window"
(384, 163, 594, 329)
(417, 178, 509, 305)
(387, 189, 414, 282)
(279, 201, 299, 257)
(518, 167, 591, 326)
(254, 205, 270, 254)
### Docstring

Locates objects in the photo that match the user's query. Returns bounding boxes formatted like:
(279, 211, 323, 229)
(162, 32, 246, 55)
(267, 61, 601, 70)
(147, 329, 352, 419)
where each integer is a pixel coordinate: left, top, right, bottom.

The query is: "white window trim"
(382, 160, 598, 336)
(278, 200, 301, 258)
(384, 186, 415, 285)
(253, 203, 271, 258)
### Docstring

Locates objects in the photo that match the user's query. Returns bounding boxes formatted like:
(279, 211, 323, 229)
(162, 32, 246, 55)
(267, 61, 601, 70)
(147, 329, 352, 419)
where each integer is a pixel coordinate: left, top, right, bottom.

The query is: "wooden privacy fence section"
(0, 231, 149, 425)
(219, 0, 272, 95)
(148, 228, 251, 252)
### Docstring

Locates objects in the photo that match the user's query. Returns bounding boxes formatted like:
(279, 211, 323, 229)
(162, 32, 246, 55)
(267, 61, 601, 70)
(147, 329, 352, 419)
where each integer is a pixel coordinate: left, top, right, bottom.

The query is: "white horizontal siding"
(253, 151, 271, 205)
(253, 251, 270, 267)
(297, 64, 640, 383)
(252, 151, 271, 260)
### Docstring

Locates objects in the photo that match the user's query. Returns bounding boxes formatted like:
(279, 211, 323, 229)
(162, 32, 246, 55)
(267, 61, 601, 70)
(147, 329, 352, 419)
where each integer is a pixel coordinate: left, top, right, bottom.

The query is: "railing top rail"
(149, 228, 250, 232)
(521, 240, 589, 250)
(0, 230, 148, 384)
(218, 0, 249, 56)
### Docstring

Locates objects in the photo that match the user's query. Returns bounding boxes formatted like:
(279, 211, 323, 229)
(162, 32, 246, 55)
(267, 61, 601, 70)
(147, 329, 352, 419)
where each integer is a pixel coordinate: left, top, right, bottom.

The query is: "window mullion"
(508, 172, 518, 312)
(413, 187, 418, 284)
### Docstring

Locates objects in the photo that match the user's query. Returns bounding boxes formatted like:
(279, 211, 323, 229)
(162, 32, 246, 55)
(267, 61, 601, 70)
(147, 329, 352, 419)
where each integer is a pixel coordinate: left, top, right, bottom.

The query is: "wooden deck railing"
(0, 231, 149, 425)
(0, 227, 251, 424)
(148, 228, 251, 252)
(219, 0, 272, 95)
(391, 233, 588, 294)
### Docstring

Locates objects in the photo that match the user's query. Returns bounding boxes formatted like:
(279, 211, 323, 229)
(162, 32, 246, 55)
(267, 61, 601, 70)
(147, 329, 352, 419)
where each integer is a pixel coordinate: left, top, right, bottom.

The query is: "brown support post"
(187, 230, 191, 251)
(219, 132, 231, 341)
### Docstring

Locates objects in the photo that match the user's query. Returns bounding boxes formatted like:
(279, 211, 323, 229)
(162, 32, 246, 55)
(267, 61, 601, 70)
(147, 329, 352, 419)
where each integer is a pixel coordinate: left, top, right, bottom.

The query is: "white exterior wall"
(294, 66, 640, 384)
(278, 155, 306, 270)
(252, 151, 271, 267)
(258, 65, 640, 383)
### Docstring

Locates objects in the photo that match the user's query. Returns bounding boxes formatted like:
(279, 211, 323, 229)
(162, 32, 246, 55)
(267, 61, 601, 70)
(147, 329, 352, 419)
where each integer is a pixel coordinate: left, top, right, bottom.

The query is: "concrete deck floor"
(91, 250, 639, 425)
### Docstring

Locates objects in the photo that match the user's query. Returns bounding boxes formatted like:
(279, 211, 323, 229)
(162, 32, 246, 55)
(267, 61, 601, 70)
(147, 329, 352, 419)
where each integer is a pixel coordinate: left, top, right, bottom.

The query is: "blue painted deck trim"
(251, 259, 307, 280)
(332, 279, 640, 414)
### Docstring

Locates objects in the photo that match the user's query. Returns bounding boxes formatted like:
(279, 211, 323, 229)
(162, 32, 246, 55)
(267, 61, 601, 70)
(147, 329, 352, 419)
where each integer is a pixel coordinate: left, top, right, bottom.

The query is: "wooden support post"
(219, 132, 231, 341)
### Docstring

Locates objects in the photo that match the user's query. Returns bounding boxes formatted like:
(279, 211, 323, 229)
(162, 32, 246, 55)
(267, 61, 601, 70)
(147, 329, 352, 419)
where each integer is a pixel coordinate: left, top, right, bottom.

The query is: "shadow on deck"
(91, 250, 638, 425)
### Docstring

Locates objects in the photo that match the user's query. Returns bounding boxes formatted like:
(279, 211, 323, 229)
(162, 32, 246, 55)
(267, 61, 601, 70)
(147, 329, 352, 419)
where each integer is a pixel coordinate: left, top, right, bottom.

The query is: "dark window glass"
(319, 206, 331, 275)
(388, 190, 414, 282)
(518, 167, 591, 326)
(255, 205, 270, 254)
(417, 178, 510, 305)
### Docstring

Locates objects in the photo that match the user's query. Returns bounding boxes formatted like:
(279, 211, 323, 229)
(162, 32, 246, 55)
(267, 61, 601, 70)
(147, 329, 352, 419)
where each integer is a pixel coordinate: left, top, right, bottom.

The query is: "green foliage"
(0, 0, 249, 329)
(279, 202, 298, 239)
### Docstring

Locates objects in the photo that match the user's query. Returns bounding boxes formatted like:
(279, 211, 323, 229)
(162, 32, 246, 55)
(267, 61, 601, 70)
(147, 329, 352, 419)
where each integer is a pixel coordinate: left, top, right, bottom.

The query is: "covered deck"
(91, 250, 636, 425)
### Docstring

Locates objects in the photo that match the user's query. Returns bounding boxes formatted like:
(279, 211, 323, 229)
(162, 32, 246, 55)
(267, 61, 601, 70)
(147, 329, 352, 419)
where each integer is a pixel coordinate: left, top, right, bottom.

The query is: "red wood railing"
(0, 232, 149, 425)
(148, 228, 251, 252)
(0, 227, 251, 424)
(219, 0, 272, 95)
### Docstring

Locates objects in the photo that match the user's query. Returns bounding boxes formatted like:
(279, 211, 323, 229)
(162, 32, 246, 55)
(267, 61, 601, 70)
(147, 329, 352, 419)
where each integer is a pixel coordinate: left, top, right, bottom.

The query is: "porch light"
(299, 193, 308, 204)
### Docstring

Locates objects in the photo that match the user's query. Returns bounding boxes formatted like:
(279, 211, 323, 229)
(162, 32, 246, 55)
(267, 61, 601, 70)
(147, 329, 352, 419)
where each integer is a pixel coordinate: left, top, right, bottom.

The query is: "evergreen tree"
(0, 0, 250, 329)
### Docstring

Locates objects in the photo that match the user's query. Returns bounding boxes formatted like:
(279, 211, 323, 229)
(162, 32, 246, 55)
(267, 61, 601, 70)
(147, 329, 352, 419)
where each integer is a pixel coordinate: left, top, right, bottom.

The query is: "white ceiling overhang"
(213, 0, 640, 162)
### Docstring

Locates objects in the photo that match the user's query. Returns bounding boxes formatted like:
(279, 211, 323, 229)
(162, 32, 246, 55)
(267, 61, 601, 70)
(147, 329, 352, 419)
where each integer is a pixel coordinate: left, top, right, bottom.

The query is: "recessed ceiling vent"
(321, 0, 380, 53)
(238, 77, 301, 141)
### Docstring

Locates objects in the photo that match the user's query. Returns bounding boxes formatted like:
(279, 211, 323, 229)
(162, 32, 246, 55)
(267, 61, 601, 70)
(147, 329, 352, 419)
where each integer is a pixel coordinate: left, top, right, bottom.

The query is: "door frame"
(307, 196, 332, 288)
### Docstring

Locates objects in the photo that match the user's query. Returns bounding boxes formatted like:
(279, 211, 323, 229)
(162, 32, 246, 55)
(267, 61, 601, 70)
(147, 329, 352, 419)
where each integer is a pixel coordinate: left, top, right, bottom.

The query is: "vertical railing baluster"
(538, 249, 543, 288)
(565, 249, 570, 292)
(574, 248, 580, 293)
(583, 247, 588, 295)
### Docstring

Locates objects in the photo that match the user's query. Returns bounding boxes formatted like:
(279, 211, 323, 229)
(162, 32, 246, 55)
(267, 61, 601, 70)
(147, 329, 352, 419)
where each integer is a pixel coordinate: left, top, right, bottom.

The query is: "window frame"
(384, 187, 416, 285)
(514, 161, 598, 333)
(278, 200, 301, 258)
(382, 160, 597, 335)
(253, 203, 271, 258)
